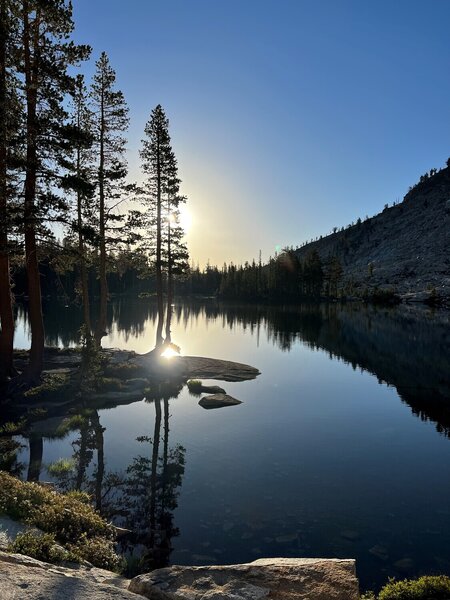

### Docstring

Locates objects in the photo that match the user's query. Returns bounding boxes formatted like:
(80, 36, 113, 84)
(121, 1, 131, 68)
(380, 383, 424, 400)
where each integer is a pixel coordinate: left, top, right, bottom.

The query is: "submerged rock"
(129, 557, 359, 600)
(199, 394, 242, 409)
(369, 544, 389, 561)
(394, 557, 415, 573)
(340, 530, 361, 542)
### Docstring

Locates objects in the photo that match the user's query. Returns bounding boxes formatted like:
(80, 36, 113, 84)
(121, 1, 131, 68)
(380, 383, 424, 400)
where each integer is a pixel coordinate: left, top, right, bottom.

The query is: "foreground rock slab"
(0, 551, 139, 600)
(129, 557, 359, 600)
(199, 393, 242, 409)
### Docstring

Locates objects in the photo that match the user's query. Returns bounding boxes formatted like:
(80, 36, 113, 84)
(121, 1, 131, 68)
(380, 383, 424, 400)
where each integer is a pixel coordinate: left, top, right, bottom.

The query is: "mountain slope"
(295, 164, 450, 301)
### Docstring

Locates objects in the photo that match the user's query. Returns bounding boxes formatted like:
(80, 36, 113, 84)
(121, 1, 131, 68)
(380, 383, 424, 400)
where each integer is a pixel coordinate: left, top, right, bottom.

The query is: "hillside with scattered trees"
(294, 161, 450, 304)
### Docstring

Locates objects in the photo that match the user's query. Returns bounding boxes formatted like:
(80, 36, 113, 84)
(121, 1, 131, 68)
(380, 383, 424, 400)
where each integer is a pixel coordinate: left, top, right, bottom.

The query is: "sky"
(72, 0, 450, 267)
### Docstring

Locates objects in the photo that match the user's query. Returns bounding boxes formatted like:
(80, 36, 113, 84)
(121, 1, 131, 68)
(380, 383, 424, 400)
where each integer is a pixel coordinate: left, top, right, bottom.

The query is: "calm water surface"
(9, 300, 450, 590)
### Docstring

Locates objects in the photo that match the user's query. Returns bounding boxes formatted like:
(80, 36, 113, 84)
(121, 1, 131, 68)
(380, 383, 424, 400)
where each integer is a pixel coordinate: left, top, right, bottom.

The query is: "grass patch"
(0, 471, 120, 570)
(187, 379, 203, 393)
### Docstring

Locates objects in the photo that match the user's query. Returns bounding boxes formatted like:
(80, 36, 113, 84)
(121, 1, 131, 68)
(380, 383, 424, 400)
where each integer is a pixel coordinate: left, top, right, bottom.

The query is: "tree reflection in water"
(6, 375, 186, 574)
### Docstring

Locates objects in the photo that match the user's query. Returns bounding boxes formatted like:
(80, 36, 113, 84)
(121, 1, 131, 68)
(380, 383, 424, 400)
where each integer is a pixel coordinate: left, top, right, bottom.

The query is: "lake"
(8, 299, 450, 591)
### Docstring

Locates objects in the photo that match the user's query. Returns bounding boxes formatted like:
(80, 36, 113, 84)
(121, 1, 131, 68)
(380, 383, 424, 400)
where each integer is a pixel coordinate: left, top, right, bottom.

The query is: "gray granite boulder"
(0, 551, 138, 599)
(198, 394, 242, 409)
(128, 557, 360, 599)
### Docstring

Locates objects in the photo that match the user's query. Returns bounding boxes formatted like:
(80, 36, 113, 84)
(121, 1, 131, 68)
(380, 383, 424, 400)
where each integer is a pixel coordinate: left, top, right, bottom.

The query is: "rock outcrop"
(134, 354, 261, 382)
(129, 557, 360, 600)
(0, 552, 360, 599)
(0, 551, 139, 599)
(295, 164, 450, 301)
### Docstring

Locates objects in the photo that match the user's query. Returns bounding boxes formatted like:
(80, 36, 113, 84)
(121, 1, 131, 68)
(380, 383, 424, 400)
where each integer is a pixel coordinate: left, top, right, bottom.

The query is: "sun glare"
(161, 347, 180, 359)
(179, 205, 192, 233)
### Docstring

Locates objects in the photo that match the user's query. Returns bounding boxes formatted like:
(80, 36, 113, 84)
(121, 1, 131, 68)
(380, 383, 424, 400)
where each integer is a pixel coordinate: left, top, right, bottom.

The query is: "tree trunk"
(150, 397, 161, 534)
(155, 136, 164, 347)
(95, 79, 107, 346)
(0, 0, 15, 380)
(23, 3, 44, 383)
(76, 148, 91, 339)
(165, 218, 172, 342)
(27, 435, 43, 482)
(92, 411, 105, 512)
(75, 419, 89, 490)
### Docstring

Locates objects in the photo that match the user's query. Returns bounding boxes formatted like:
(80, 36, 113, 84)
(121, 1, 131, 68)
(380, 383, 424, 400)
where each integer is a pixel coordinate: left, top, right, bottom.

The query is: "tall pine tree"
(140, 105, 172, 346)
(139, 105, 189, 346)
(17, 0, 90, 382)
(163, 151, 188, 341)
(90, 52, 129, 346)
(62, 74, 95, 341)
(0, 0, 21, 380)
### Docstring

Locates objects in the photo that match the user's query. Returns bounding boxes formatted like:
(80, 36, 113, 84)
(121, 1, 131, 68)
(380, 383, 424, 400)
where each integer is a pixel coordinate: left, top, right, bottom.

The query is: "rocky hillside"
(295, 163, 450, 302)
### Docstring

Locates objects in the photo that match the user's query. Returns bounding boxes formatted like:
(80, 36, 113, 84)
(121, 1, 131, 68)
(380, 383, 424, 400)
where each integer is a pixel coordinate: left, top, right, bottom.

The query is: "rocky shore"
(0, 551, 360, 599)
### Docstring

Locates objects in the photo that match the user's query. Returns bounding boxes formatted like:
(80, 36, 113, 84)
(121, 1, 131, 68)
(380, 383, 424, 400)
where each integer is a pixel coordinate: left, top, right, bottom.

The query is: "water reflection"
(16, 299, 450, 435)
(8, 392, 186, 574)
(7, 299, 450, 588)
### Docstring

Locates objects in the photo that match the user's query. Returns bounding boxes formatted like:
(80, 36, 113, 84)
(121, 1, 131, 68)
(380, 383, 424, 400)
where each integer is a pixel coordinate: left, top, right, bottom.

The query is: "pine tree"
(140, 105, 172, 346)
(163, 151, 188, 341)
(138, 105, 189, 346)
(0, 0, 21, 380)
(62, 74, 95, 340)
(90, 52, 129, 346)
(18, 0, 90, 382)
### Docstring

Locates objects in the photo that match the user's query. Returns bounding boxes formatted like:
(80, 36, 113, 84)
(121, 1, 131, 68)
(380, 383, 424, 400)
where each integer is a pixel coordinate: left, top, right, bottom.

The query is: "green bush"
(9, 531, 67, 564)
(66, 535, 121, 571)
(0, 471, 119, 570)
(365, 576, 450, 599)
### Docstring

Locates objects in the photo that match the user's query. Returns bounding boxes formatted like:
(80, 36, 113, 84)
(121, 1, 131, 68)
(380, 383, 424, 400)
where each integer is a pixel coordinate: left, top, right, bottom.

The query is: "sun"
(179, 205, 192, 233)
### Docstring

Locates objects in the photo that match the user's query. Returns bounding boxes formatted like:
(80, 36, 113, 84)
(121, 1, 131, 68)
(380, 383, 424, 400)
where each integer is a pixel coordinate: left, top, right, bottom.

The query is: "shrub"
(0, 471, 119, 570)
(66, 535, 121, 571)
(366, 576, 450, 599)
(9, 531, 67, 563)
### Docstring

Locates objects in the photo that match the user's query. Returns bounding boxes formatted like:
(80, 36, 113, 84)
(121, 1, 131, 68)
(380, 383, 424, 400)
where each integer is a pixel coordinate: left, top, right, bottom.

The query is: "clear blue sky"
(72, 0, 450, 267)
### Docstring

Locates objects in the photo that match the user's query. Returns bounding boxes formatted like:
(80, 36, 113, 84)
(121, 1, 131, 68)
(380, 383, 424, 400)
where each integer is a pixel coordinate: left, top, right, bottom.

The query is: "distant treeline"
(12, 247, 347, 302)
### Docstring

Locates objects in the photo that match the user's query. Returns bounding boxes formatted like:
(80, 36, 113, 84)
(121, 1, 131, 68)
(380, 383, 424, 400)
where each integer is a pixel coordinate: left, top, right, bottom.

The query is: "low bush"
(9, 531, 66, 563)
(363, 575, 450, 599)
(0, 471, 119, 570)
(378, 576, 450, 599)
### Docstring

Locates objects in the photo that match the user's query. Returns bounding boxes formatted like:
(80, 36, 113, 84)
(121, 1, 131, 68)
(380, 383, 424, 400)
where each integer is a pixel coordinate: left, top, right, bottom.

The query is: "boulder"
(199, 393, 242, 409)
(0, 551, 138, 599)
(128, 557, 360, 600)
